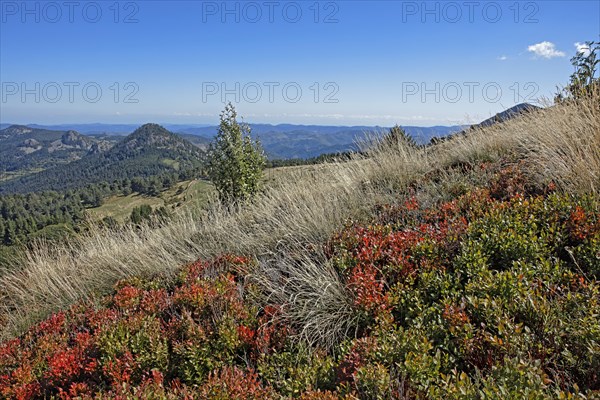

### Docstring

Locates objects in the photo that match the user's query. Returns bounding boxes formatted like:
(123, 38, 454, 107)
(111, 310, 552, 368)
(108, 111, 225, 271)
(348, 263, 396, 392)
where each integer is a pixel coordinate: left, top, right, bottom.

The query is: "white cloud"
(527, 41, 565, 59)
(575, 42, 591, 57)
(497, 55, 508, 61)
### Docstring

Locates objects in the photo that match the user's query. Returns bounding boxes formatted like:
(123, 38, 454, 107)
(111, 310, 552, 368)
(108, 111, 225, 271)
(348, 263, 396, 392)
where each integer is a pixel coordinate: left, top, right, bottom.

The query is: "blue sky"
(1, 0, 598, 126)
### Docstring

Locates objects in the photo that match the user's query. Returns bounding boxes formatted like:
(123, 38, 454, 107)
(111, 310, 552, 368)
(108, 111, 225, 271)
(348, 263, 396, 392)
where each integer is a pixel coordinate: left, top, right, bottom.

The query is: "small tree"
(556, 40, 599, 102)
(207, 103, 266, 203)
(130, 204, 153, 225)
(382, 124, 418, 149)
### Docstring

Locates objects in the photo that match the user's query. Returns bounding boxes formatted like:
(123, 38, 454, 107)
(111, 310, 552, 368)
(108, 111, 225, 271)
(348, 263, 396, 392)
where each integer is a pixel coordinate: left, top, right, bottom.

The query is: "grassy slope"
(89, 164, 333, 223)
(0, 92, 598, 398)
(86, 179, 214, 222)
(2, 184, 597, 398)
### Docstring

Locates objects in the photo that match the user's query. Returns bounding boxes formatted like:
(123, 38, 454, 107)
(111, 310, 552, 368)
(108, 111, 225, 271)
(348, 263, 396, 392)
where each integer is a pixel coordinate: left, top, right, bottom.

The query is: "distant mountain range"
(0, 125, 113, 173)
(0, 122, 468, 194)
(0, 124, 205, 194)
(0, 103, 541, 176)
(0, 123, 211, 136)
(171, 124, 467, 159)
(0, 123, 466, 160)
(0, 123, 210, 136)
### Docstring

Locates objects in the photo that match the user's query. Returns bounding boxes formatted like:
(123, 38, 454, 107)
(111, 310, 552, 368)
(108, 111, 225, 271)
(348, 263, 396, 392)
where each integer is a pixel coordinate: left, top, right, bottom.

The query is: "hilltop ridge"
(0, 125, 111, 173)
(0, 124, 205, 194)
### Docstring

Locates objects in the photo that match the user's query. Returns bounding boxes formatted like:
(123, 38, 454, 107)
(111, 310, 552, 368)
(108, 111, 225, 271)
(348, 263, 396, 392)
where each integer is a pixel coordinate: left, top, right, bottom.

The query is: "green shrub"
(207, 103, 266, 204)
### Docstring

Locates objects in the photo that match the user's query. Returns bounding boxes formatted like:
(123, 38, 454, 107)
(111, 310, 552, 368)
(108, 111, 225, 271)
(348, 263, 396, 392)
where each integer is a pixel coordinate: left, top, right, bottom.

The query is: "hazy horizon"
(1, 120, 469, 129)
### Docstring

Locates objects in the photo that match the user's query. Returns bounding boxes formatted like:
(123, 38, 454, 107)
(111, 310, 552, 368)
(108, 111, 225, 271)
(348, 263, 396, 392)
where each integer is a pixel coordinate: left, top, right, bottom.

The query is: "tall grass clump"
(252, 245, 360, 351)
(519, 88, 600, 193)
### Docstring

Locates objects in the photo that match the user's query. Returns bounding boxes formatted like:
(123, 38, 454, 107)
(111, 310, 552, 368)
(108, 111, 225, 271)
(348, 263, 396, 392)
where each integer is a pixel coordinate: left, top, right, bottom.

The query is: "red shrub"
(199, 366, 275, 399)
(102, 350, 135, 388)
(489, 162, 530, 200)
(252, 306, 291, 357)
(139, 288, 170, 315)
(347, 264, 387, 315)
(336, 337, 377, 384)
(567, 206, 599, 242)
(57, 381, 92, 399)
(1, 363, 41, 400)
(35, 312, 66, 337)
(112, 285, 143, 311)
(442, 303, 470, 330)
(237, 325, 256, 345)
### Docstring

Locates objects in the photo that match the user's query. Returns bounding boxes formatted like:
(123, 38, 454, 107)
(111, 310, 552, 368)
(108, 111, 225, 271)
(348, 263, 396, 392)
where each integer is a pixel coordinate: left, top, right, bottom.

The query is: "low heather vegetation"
(1, 170, 598, 398)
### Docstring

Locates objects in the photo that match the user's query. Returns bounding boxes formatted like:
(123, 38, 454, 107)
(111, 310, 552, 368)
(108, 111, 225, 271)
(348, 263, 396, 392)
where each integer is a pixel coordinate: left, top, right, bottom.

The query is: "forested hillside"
(0, 124, 206, 194)
(0, 125, 112, 174)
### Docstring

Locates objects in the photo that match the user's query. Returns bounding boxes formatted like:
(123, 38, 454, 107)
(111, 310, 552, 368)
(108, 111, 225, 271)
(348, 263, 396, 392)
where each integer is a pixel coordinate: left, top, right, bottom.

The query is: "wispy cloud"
(527, 41, 565, 59)
(497, 55, 508, 61)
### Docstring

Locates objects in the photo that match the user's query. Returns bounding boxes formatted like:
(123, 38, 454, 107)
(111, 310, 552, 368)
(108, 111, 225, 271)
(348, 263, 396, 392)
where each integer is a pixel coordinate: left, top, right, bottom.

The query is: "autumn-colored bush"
(325, 187, 599, 396)
(0, 257, 290, 399)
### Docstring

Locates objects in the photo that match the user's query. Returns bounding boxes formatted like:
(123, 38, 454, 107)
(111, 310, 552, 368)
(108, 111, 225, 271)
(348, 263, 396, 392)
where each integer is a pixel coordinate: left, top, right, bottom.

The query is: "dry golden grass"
(0, 92, 598, 340)
(0, 154, 413, 339)
(519, 95, 600, 193)
(252, 244, 360, 351)
(432, 88, 600, 194)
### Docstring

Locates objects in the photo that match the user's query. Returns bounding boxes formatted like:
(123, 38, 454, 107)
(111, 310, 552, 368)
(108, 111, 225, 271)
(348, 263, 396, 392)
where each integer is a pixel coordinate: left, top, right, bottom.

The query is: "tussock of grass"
(251, 244, 360, 351)
(0, 92, 598, 340)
